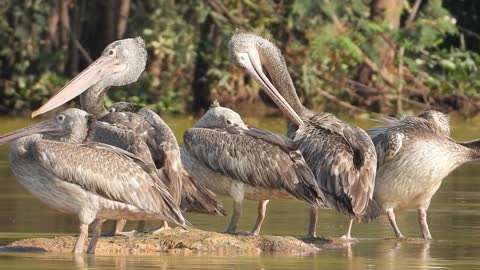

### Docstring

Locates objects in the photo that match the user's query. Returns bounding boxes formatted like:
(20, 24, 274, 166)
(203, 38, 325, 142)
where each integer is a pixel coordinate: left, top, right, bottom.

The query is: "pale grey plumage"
(229, 32, 379, 238)
(1, 108, 187, 254)
(181, 102, 324, 235)
(368, 110, 480, 239)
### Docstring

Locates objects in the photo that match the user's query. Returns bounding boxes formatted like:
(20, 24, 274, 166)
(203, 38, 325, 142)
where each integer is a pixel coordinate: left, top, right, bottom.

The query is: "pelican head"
(1, 108, 93, 145)
(229, 32, 303, 126)
(419, 110, 450, 136)
(32, 37, 147, 118)
(194, 100, 247, 129)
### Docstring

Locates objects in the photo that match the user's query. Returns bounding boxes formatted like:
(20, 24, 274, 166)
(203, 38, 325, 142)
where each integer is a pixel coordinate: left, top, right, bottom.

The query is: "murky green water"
(0, 114, 479, 269)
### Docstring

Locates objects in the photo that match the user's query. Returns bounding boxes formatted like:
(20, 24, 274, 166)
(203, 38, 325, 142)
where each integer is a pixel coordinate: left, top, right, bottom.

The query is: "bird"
(368, 110, 480, 240)
(31, 37, 224, 235)
(106, 102, 226, 231)
(229, 32, 379, 240)
(0, 108, 188, 254)
(181, 100, 325, 235)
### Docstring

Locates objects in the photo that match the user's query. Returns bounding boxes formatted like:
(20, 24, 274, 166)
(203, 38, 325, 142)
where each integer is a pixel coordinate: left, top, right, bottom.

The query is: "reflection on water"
(0, 114, 479, 269)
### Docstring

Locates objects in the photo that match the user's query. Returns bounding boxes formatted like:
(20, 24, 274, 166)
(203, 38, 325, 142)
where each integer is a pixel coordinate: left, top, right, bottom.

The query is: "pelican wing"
(183, 126, 324, 205)
(96, 112, 156, 166)
(136, 108, 226, 215)
(30, 140, 187, 227)
(371, 130, 405, 166)
(292, 113, 379, 221)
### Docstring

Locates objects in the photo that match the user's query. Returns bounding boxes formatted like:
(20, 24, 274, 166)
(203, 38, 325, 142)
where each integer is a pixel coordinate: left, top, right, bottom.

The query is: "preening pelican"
(229, 32, 379, 239)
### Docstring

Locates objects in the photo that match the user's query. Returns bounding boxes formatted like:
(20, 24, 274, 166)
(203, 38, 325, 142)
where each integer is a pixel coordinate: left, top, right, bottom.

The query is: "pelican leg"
(72, 223, 89, 254)
(340, 219, 354, 240)
(307, 205, 319, 237)
(112, 219, 137, 237)
(111, 219, 125, 235)
(136, 220, 146, 232)
(86, 219, 106, 254)
(152, 221, 171, 234)
(386, 208, 404, 239)
(225, 199, 242, 234)
(250, 200, 269, 235)
(418, 208, 432, 240)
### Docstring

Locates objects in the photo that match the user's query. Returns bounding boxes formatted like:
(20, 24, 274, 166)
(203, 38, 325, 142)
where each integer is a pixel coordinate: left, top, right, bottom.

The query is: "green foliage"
(408, 48, 480, 95)
(0, 0, 64, 113)
(0, 0, 478, 115)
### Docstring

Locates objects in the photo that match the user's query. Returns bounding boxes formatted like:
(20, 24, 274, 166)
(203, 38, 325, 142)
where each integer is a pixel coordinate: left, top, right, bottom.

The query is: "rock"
(1, 228, 321, 255)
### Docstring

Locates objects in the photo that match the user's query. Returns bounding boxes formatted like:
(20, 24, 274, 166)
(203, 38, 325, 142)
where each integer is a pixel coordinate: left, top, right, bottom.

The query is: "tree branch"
(62, 25, 93, 64)
(117, 0, 130, 39)
(207, 0, 243, 27)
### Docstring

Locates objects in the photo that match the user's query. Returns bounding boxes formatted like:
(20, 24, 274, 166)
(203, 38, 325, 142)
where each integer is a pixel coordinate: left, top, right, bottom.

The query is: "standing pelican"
(0, 108, 187, 254)
(181, 101, 326, 235)
(368, 110, 480, 239)
(229, 32, 379, 240)
(31, 37, 224, 235)
(32, 37, 147, 235)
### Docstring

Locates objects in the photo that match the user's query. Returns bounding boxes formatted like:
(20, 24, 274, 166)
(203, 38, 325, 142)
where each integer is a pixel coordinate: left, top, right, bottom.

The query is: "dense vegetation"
(0, 0, 478, 116)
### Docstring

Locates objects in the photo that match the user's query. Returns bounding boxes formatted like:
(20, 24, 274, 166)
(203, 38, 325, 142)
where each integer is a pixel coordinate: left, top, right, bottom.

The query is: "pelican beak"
(0, 118, 62, 145)
(239, 48, 303, 126)
(32, 55, 127, 118)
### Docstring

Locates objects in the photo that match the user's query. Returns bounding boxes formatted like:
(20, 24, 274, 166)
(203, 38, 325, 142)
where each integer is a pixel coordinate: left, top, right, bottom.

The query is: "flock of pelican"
(0, 33, 479, 254)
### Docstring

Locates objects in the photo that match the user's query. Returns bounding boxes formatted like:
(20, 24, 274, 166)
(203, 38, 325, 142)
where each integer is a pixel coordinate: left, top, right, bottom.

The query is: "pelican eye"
(226, 119, 232, 125)
(108, 49, 115, 56)
(57, 115, 65, 122)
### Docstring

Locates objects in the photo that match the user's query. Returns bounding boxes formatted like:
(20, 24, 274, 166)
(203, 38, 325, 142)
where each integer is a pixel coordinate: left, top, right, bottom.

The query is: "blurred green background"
(0, 0, 478, 117)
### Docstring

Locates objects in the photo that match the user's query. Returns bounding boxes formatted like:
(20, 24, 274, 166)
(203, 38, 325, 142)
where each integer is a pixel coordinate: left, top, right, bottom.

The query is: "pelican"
(0, 108, 187, 254)
(229, 32, 379, 240)
(368, 110, 480, 239)
(106, 102, 226, 229)
(181, 101, 326, 235)
(31, 37, 224, 235)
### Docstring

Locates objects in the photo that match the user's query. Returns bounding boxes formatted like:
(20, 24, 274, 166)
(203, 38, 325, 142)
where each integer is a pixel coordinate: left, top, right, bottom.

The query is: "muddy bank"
(0, 228, 325, 255)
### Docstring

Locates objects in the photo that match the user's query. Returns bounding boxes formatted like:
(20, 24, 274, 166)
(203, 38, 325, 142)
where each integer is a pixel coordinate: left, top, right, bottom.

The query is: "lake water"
(0, 114, 479, 269)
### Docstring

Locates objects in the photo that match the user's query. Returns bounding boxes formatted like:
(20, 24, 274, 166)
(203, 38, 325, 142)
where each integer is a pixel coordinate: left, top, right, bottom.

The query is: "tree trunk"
(104, 0, 117, 45)
(117, 0, 130, 39)
(191, 15, 216, 114)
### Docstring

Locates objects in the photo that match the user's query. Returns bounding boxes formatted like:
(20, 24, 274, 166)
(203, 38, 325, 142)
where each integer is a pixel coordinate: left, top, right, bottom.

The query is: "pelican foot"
(230, 231, 257, 236)
(151, 226, 187, 235)
(320, 236, 358, 245)
(339, 235, 358, 242)
(114, 230, 138, 238)
(223, 229, 236, 235)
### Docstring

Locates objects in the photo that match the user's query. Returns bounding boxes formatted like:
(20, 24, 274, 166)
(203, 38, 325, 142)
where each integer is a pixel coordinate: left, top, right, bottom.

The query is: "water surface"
(0, 114, 479, 269)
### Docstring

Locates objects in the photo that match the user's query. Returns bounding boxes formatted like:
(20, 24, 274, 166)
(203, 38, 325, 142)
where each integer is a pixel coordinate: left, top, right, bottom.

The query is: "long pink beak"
(32, 55, 126, 118)
(240, 48, 303, 126)
(0, 118, 62, 145)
